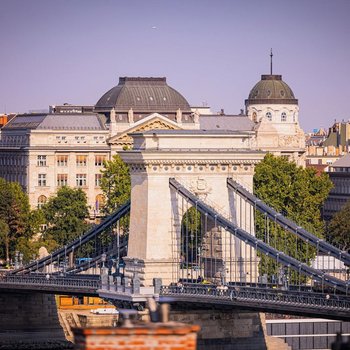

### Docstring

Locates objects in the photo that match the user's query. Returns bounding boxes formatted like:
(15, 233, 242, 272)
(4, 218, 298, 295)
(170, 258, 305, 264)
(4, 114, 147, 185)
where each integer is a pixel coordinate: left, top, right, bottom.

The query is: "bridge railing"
(1, 274, 101, 289)
(10, 200, 130, 275)
(161, 284, 350, 311)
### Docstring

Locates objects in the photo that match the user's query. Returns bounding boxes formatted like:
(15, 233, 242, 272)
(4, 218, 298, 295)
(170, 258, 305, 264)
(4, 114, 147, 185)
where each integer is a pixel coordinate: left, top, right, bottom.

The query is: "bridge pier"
(120, 131, 263, 287)
(169, 309, 289, 350)
(0, 292, 68, 349)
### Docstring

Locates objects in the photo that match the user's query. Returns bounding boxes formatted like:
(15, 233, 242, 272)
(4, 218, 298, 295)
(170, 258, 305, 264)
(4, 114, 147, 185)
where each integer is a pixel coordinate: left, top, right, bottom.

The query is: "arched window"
(95, 194, 105, 214)
(252, 112, 258, 123)
(281, 112, 287, 122)
(37, 195, 47, 209)
(266, 112, 272, 121)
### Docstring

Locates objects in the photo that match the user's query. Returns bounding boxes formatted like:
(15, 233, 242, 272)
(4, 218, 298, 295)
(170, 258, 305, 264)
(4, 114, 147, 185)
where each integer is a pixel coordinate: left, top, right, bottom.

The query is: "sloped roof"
(3, 113, 107, 130)
(331, 153, 350, 167)
(3, 114, 47, 129)
(200, 115, 255, 131)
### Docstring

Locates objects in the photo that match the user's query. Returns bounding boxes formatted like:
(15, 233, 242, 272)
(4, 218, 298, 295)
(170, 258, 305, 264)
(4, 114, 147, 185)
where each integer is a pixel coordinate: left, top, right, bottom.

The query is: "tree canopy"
(100, 154, 131, 214)
(41, 186, 90, 246)
(328, 200, 350, 252)
(253, 154, 333, 275)
(0, 178, 31, 265)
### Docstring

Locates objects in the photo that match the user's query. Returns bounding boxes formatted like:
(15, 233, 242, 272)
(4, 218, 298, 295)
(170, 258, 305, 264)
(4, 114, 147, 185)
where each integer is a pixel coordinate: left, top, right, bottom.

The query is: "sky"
(0, 0, 349, 132)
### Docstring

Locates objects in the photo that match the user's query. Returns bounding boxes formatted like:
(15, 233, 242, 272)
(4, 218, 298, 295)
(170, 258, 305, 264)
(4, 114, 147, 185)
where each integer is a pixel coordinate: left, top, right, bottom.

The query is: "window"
(56, 136, 67, 143)
(266, 112, 272, 121)
(95, 194, 105, 213)
(76, 174, 87, 187)
(37, 195, 47, 209)
(38, 174, 47, 187)
(57, 155, 68, 167)
(252, 112, 258, 123)
(76, 155, 87, 167)
(75, 136, 85, 143)
(37, 155, 47, 166)
(281, 112, 287, 122)
(57, 174, 68, 187)
(95, 174, 102, 187)
(95, 155, 106, 166)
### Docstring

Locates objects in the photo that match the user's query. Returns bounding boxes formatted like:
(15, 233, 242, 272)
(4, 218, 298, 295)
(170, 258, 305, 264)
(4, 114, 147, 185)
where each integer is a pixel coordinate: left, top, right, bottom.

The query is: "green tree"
(253, 154, 332, 277)
(41, 187, 90, 246)
(0, 178, 31, 265)
(0, 219, 10, 266)
(100, 154, 131, 214)
(328, 200, 350, 252)
(181, 207, 202, 264)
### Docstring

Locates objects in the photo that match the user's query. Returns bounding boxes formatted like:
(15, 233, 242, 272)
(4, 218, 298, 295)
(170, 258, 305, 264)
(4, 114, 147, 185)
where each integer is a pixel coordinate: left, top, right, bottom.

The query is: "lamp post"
(14, 251, 19, 269)
(101, 253, 107, 269)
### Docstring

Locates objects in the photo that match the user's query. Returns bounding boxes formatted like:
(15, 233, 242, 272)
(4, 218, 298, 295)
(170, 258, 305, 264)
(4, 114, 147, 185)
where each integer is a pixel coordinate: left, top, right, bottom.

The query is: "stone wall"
(170, 310, 290, 350)
(0, 292, 69, 349)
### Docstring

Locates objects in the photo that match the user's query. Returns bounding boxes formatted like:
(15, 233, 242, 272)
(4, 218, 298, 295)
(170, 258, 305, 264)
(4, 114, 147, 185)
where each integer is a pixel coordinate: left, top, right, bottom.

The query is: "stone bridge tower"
(120, 130, 264, 286)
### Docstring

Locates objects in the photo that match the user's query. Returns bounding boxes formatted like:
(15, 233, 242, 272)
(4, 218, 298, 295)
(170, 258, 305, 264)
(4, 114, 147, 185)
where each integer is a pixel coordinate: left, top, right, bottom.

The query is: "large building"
(0, 77, 198, 215)
(199, 72, 305, 166)
(323, 153, 350, 221)
(0, 113, 109, 216)
(0, 73, 306, 213)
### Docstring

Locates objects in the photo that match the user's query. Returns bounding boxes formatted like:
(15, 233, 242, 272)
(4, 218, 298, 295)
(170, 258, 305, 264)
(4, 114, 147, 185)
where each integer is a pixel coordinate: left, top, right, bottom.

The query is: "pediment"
(109, 113, 182, 145)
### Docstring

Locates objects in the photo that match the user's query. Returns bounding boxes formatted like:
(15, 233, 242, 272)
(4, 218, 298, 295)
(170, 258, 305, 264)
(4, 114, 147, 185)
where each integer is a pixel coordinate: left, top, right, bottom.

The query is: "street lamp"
(101, 253, 107, 269)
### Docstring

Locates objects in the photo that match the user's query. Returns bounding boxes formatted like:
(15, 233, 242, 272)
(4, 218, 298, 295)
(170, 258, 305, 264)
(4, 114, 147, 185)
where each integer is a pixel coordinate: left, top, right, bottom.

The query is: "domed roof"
(95, 77, 191, 113)
(245, 74, 298, 106)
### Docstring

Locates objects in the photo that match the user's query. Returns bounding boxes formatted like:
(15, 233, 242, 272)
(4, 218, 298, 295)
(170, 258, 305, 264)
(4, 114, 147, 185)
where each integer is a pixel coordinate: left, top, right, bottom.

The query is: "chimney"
(73, 322, 200, 350)
(73, 302, 200, 350)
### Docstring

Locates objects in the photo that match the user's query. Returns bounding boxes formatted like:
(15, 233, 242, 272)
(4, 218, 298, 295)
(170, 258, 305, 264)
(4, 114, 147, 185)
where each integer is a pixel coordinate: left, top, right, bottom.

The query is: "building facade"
(0, 113, 109, 216)
(0, 73, 306, 213)
(323, 153, 350, 221)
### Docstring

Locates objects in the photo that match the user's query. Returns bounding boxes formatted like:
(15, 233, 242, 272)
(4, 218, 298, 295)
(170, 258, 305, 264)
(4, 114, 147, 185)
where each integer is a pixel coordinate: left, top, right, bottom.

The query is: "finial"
(270, 48, 273, 75)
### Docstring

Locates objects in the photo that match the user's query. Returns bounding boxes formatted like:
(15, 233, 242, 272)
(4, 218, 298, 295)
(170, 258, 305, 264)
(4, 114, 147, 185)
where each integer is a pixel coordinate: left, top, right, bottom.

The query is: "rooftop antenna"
(270, 48, 273, 75)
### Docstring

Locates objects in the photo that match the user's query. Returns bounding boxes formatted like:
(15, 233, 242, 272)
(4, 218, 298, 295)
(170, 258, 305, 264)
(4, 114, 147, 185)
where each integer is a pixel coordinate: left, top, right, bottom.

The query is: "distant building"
(245, 73, 305, 165)
(0, 77, 197, 214)
(199, 72, 306, 166)
(323, 153, 350, 221)
(0, 72, 307, 213)
(324, 121, 350, 149)
(0, 113, 109, 217)
(305, 121, 350, 174)
(49, 104, 94, 114)
(0, 113, 16, 128)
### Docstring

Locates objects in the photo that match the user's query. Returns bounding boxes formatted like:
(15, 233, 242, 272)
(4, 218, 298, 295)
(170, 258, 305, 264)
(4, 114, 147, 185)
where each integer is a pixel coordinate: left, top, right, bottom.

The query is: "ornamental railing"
(160, 284, 350, 311)
(0, 274, 101, 289)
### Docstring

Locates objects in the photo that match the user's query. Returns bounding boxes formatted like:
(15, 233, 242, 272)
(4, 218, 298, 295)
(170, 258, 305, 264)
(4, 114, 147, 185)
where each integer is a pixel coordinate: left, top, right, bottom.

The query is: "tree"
(253, 154, 333, 277)
(0, 219, 10, 266)
(328, 200, 350, 252)
(100, 154, 131, 214)
(41, 187, 90, 246)
(0, 178, 31, 265)
(181, 207, 202, 264)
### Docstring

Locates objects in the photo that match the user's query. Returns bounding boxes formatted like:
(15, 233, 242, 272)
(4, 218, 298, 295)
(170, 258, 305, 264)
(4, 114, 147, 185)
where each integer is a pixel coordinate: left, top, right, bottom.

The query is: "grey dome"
(245, 75, 298, 106)
(95, 77, 191, 113)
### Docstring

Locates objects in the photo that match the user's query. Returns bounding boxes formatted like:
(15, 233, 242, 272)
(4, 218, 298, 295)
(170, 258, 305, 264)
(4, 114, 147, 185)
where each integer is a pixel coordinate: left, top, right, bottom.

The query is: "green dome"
(246, 75, 298, 106)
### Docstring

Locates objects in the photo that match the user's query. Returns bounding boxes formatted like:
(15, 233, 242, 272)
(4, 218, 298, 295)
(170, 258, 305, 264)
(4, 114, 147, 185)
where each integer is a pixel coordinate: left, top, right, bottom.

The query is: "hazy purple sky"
(0, 0, 349, 132)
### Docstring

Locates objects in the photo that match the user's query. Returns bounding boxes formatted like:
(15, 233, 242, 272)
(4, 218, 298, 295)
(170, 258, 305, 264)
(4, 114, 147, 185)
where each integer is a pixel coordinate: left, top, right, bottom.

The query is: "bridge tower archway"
(120, 130, 265, 286)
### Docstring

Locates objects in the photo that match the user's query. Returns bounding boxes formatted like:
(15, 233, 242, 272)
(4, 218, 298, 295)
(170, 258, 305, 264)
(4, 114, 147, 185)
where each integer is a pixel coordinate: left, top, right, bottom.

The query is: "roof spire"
(270, 48, 273, 75)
